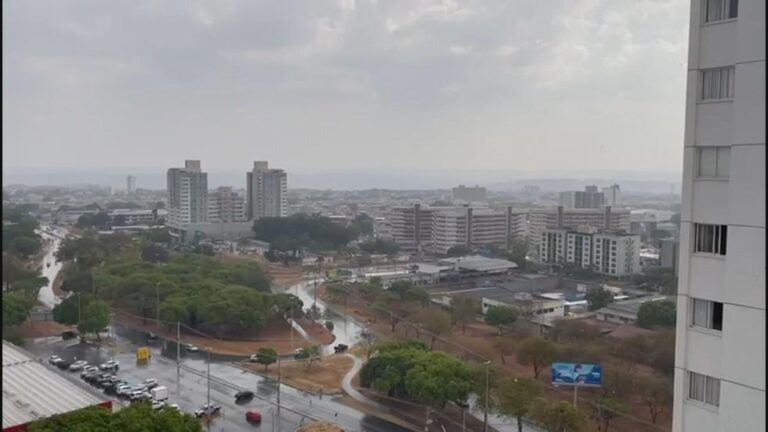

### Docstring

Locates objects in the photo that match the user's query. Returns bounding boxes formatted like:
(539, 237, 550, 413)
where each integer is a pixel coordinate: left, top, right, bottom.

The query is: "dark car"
(235, 390, 254, 403)
(294, 350, 310, 360)
(61, 331, 77, 340)
(83, 371, 101, 382)
(96, 376, 119, 388)
(89, 373, 113, 385)
(57, 360, 72, 370)
(333, 344, 348, 353)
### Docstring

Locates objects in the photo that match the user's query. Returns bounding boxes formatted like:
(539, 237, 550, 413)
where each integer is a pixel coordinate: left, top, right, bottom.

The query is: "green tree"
(451, 296, 479, 334)
(387, 281, 413, 300)
(517, 337, 557, 379)
(28, 403, 202, 432)
(403, 286, 430, 307)
(255, 347, 278, 371)
(404, 351, 475, 408)
(601, 363, 634, 398)
(530, 400, 586, 432)
(141, 244, 170, 263)
(9, 236, 41, 258)
(496, 377, 542, 432)
(421, 308, 452, 349)
(53, 294, 84, 325)
(77, 300, 110, 339)
(585, 288, 614, 311)
(446, 245, 471, 257)
(591, 397, 626, 432)
(506, 238, 530, 270)
(3, 292, 33, 326)
(637, 300, 676, 329)
(484, 305, 519, 335)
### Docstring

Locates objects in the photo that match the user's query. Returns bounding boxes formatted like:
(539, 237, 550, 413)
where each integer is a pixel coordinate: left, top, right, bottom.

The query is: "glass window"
(691, 298, 724, 331)
(694, 224, 727, 255)
(698, 148, 717, 177)
(701, 67, 735, 100)
(688, 371, 721, 407)
(716, 147, 730, 177)
(704, 0, 738, 23)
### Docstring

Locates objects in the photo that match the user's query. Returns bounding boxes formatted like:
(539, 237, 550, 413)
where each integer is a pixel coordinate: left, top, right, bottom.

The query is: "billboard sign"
(551, 362, 602, 387)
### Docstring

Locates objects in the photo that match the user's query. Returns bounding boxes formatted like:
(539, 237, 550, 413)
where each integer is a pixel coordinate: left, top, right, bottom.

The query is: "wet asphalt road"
(24, 331, 411, 432)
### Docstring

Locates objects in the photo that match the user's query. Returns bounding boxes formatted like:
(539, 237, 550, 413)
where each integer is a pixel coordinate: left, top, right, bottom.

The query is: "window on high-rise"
(704, 0, 738, 23)
(697, 147, 731, 178)
(691, 298, 724, 331)
(688, 371, 721, 407)
(694, 223, 728, 255)
(701, 67, 735, 100)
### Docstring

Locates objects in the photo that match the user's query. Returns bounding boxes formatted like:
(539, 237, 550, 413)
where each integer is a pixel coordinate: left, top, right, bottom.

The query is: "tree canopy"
(359, 239, 400, 256)
(484, 305, 519, 334)
(517, 337, 558, 379)
(446, 245, 471, 257)
(585, 288, 614, 311)
(27, 403, 201, 432)
(637, 300, 676, 329)
(253, 213, 357, 252)
(495, 377, 542, 432)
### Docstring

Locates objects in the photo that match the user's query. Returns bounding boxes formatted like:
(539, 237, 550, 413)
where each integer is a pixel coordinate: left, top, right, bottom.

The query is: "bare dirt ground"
(296, 421, 346, 432)
(113, 310, 331, 356)
(240, 354, 354, 395)
(17, 320, 75, 339)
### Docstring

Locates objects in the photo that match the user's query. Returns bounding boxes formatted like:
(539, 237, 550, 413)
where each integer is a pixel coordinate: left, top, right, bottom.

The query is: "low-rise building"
(539, 227, 641, 276)
(594, 295, 672, 325)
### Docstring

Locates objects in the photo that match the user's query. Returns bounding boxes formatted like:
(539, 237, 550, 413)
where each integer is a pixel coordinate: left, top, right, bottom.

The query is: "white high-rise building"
(246, 161, 287, 220)
(602, 184, 621, 206)
(673, 1, 765, 431)
(126, 175, 136, 193)
(167, 160, 208, 228)
(539, 227, 641, 276)
(208, 187, 246, 223)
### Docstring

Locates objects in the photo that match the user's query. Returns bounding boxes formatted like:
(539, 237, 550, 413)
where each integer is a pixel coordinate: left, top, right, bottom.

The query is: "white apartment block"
(451, 185, 487, 203)
(246, 161, 287, 220)
(207, 187, 246, 223)
(126, 175, 136, 193)
(539, 228, 641, 276)
(390, 204, 526, 254)
(673, 1, 765, 431)
(167, 160, 208, 228)
(528, 206, 631, 260)
(602, 184, 621, 206)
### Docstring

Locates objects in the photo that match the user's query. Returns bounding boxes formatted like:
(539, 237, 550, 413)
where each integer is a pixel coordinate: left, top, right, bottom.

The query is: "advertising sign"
(551, 362, 602, 387)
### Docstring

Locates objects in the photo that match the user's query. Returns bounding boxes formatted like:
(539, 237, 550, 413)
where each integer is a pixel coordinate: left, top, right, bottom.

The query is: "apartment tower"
(246, 161, 288, 220)
(673, 0, 765, 431)
(166, 160, 208, 228)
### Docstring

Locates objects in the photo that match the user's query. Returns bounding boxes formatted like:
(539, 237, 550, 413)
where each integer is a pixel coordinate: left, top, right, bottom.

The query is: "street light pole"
(277, 357, 281, 406)
(155, 282, 160, 329)
(176, 321, 181, 384)
(483, 360, 491, 432)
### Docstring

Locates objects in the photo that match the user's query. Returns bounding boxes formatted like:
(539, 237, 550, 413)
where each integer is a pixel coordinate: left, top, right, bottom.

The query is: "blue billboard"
(551, 362, 603, 387)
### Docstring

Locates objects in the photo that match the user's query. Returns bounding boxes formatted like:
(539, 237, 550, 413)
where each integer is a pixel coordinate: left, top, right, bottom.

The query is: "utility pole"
(78, 292, 82, 323)
(155, 282, 161, 329)
(277, 357, 282, 406)
(206, 347, 211, 432)
(483, 360, 491, 432)
(176, 321, 181, 384)
(92, 268, 95, 299)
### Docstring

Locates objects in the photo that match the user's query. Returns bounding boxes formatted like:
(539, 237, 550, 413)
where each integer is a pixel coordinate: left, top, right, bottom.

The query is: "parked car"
(235, 390, 254, 402)
(167, 403, 182, 412)
(96, 376, 120, 389)
(151, 401, 167, 410)
(82, 371, 101, 382)
(57, 360, 72, 370)
(145, 332, 158, 340)
(104, 381, 128, 395)
(333, 344, 349, 353)
(61, 330, 77, 340)
(194, 404, 222, 418)
(99, 360, 119, 371)
(141, 378, 159, 390)
(185, 344, 199, 352)
(69, 360, 88, 371)
(48, 355, 63, 365)
(248, 354, 259, 363)
(129, 390, 151, 402)
(116, 385, 135, 397)
(80, 365, 99, 377)
(245, 409, 262, 423)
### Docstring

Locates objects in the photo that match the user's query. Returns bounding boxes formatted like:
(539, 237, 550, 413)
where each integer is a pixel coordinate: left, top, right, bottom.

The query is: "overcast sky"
(3, 0, 689, 177)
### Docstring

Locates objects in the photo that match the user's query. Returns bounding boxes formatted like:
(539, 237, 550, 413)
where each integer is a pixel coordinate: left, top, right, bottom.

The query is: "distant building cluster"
(166, 160, 287, 243)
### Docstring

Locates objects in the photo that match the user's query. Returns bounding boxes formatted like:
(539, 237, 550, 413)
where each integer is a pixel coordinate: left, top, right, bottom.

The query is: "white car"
(100, 360, 119, 371)
(167, 403, 181, 412)
(115, 384, 132, 396)
(69, 360, 88, 371)
(194, 403, 222, 418)
(185, 344, 199, 352)
(48, 355, 63, 365)
(80, 365, 98, 377)
(140, 378, 159, 389)
(151, 401, 167, 410)
(129, 390, 150, 401)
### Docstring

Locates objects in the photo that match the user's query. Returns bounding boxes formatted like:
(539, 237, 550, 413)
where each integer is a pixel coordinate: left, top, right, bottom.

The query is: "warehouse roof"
(439, 255, 518, 273)
(2, 341, 110, 430)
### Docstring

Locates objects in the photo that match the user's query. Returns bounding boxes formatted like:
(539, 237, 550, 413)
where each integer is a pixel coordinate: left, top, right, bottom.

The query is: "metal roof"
(2, 341, 109, 429)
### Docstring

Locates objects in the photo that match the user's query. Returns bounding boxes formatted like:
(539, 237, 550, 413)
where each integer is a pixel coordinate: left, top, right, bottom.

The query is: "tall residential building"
(558, 185, 605, 208)
(451, 185, 487, 203)
(390, 204, 526, 254)
(167, 160, 208, 228)
(126, 175, 136, 193)
(208, 187, 246, 223)
(539, 227, 641, 276)
(246, 161, 287, 220)
(673, 1, 765, 431)
(528, 206, 631, 260)
(602, 184, 621, 206)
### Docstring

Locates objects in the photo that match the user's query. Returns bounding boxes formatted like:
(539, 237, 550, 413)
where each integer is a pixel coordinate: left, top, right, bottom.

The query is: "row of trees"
(3, 206, 42, 259)
(253, 213, 359, 254)
(27, 403, 201, 432)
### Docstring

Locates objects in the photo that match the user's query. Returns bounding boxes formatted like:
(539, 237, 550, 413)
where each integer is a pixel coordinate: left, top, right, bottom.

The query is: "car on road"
(100, 360, 119, 371)
(83, 371, 103, 383)
(167, 403, 181, 412)
(61, 330, 77, 340)
(96, 376, 120, 389)
(104, 381, 128, 395)
(235, 390, 254, 402)
(56, 360, 72, 370)
(48, 355, 63, 365)
(129, 390, 151, 402)
(116, 385, 136, 397)
(140, 378, 159, 390)
(194, 404, 222, 418)
(80, 365, 99, 377)
(333, 344, 349, 353)
(245, 409, 262, 423)
(248, 354, 259, 363)
(151, 401, 167, 410)
(69, 360, 88, 371)
(184, 344, 199, 352)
